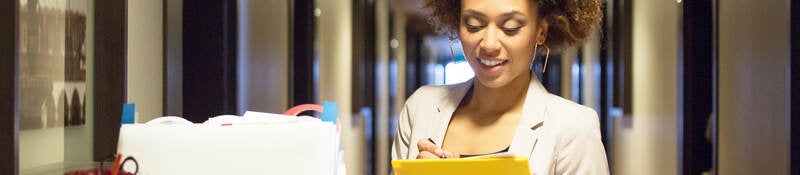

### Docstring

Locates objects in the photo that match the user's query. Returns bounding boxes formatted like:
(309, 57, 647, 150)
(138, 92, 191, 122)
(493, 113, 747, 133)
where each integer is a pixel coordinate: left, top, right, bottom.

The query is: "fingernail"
(434, 148, 444, 155)
(427, 138, 436, 145)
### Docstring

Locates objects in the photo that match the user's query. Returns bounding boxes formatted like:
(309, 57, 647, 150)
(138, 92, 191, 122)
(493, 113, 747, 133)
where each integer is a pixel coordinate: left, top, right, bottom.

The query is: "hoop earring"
(449, 39, 457, 63)
(533, 43, 551, 73)
(542, 45, 550, 73)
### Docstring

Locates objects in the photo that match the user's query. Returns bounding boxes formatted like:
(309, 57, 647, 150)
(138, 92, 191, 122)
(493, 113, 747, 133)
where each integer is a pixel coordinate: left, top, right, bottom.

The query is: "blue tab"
(121, 103, 136, 124)
(321, 101, 338, 124)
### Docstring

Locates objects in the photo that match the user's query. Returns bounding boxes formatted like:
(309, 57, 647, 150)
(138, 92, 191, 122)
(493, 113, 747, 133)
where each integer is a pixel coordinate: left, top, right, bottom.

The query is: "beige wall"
(375, 0, 391, 174)
(385, 8, 409, 175)
(581, 33, 602, 111)
(164, 0, 183, 116)
(718, 0, 790, 174)
(560, 47, 578, 100)
(611, 0, 679, 174)
(237, 0, 289, 115)
(127, 0, 163, 122)
(19, 129, 65, 171)
(559, 32, 601, 105)
(316, 0, 365, 175)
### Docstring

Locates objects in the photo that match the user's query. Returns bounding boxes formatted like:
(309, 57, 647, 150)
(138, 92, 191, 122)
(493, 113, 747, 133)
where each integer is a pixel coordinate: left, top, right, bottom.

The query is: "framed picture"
(19, 0, 90, 130)
(2, 0, 126, 173)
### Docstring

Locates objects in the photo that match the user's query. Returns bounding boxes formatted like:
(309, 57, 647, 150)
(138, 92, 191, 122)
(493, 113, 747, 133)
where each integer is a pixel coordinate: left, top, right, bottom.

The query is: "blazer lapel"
(428, 76, 549, 158)
(430, 79, 473, 145)
(509, 75, 549, 158)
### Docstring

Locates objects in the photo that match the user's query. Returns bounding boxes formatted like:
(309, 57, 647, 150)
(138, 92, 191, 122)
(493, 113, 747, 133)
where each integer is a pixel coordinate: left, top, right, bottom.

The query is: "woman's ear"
(537, 21, 549, 44)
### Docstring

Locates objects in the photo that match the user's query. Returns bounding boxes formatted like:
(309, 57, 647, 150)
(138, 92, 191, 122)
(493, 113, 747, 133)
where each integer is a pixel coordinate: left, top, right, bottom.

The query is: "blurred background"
(1, 0, 798, 174)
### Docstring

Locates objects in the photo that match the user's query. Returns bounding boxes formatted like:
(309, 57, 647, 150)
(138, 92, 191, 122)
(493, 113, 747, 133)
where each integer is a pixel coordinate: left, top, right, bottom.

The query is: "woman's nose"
(479, 26, 502, 56)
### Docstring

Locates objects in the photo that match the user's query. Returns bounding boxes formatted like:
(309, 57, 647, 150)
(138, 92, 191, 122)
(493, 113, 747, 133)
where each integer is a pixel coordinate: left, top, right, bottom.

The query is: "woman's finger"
(442, 150, 460, 159)
(416, 138, 438, 153)
(416, 151, 441, 159)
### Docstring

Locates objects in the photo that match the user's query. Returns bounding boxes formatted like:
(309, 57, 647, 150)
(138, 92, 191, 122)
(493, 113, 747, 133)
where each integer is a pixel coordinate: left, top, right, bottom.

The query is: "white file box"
(117, 104, 342, 175)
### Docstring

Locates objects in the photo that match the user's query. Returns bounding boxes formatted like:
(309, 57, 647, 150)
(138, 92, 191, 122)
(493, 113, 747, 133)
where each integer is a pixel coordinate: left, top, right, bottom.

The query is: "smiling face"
(459, 0, 547, 88)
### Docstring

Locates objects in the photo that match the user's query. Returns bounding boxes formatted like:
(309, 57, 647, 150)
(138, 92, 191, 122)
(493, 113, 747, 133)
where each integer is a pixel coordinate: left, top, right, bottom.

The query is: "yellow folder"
(391, 155, 530, 175)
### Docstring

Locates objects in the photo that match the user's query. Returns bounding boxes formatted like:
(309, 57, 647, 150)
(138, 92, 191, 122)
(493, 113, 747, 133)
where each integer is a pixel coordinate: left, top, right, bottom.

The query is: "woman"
(391, 0, 608, 174)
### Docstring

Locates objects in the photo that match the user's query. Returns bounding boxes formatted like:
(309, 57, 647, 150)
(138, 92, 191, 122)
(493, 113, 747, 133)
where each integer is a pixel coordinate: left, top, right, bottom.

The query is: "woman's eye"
(502, 26, 522, 33)
(501, 21, 523, 34)
(466, 24, 483, 31)
(464, 17, 484, 32)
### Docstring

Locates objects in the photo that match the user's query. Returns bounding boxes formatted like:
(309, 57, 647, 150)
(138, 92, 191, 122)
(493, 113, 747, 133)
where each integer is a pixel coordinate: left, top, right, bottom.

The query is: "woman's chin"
(475, 76, 511, 88)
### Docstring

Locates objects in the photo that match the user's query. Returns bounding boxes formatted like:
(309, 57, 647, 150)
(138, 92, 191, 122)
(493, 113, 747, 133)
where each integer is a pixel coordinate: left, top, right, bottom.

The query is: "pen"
(427, 138, 446, 158)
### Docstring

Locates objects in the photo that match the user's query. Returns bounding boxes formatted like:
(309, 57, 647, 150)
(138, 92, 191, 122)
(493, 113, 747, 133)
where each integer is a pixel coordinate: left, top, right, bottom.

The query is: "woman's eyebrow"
(500, 10, 526, 18)
(462, 9, 486, 17)
(462, 9, 526, 19)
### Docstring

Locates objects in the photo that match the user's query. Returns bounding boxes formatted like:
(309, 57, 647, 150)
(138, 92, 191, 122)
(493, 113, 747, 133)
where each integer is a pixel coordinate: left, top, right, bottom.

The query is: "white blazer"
(391, 76, 609, 175)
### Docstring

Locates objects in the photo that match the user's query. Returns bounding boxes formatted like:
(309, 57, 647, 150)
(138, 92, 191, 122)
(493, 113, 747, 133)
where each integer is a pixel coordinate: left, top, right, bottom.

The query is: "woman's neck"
(466, 73, 531, 115)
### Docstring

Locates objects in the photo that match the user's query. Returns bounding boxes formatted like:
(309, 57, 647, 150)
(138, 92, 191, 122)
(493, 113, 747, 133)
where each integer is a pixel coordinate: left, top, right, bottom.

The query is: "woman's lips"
(474, 57, 508, 77)
(477, 57, 508, 67)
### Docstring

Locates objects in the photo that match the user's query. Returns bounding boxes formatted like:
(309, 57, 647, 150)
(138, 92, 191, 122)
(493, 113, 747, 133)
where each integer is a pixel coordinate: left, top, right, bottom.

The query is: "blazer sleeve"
(391, 100, 412, 160)
(554, 109, 610, 175)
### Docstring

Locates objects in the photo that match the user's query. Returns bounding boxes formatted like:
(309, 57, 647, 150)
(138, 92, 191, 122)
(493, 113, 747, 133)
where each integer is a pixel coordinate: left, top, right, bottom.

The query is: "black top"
(459, 146, 511, 158)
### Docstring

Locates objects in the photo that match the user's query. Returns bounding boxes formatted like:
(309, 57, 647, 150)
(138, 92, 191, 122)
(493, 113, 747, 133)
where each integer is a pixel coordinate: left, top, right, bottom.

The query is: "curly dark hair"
(424, 0, 603, 50)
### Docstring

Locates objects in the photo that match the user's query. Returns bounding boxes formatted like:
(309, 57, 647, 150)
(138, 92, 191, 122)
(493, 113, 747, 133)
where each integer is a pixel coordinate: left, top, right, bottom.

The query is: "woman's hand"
(416, 138, 459, 159)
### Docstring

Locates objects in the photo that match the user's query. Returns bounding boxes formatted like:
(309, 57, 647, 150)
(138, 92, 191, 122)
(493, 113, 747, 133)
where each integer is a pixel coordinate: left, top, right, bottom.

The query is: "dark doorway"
(352, 0, 378, 174)
(93, 0, 128, 161)
(791, 0, 799, 174)
(679, 0, 716, 174)
(0, 0, 19, 174)
(182, 0, 238, 122)
(290, 0, 317, 107)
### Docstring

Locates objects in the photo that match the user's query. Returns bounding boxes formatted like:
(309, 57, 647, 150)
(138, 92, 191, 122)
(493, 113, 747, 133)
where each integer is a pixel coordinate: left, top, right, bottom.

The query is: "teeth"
(479, 58, 505, 66)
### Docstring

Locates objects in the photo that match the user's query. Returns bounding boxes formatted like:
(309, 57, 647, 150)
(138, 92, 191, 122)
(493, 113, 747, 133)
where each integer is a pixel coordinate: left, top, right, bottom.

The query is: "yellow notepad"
(391, 154, 530, 175)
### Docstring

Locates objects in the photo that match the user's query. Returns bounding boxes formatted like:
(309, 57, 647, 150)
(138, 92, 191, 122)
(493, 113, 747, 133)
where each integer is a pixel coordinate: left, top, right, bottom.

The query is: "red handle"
(283, 104, 323, 116)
